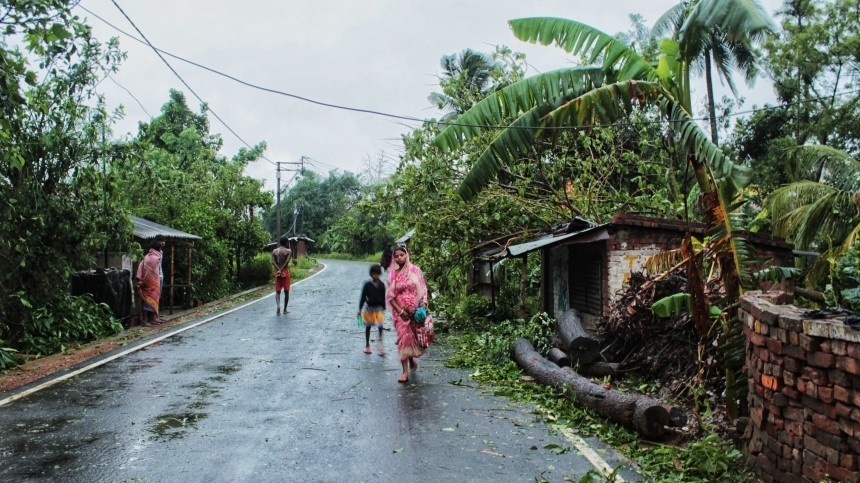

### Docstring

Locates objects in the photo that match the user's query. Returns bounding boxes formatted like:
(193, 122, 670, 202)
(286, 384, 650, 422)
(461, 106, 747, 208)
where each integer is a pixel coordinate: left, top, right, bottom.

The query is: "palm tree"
(427, 49, 499, 120)
(768, 145, 860, 285)
(652, 0, 777, 145)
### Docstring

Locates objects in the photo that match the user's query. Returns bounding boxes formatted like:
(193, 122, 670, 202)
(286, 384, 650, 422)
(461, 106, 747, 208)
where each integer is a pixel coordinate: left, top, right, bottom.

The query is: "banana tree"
(432, 14, 770, 419)
(433, 16, 751, 304)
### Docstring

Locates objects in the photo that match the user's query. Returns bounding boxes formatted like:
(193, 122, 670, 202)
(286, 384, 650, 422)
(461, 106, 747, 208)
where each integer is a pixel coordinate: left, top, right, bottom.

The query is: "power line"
(105, 0, 277, 166)
(83, 3, 859, 135)
(106, 73, 153, 118)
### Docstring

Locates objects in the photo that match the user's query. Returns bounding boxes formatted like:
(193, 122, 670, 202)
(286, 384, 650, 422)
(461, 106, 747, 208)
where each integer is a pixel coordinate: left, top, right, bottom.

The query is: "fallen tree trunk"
(556, 308, 600, 365)
(577, 362, 621, 378)
(546, 348, 570, 367)
(512, 338, 668, 438)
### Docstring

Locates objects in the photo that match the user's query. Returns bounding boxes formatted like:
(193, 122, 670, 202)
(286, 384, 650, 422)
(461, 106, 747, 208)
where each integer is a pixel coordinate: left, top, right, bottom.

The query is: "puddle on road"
(147, 412, 208, 441)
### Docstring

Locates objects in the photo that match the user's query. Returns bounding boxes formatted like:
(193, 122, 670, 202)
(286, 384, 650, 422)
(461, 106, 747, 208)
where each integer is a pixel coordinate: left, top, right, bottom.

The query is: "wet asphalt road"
(0, 259, 639, 482)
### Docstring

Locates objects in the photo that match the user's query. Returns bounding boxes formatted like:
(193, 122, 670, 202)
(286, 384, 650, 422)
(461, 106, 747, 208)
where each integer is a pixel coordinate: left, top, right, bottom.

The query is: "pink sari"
(386, 253, 433, 361)
(136, 248, 162, 317)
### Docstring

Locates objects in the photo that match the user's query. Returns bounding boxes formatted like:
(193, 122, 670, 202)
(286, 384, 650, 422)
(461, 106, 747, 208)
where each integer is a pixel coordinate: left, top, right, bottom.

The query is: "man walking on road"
(272, 236, 295, 315)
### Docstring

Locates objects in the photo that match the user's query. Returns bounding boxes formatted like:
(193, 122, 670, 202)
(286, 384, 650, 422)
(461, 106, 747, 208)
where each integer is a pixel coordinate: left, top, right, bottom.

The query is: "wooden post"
(169, 245, 175, 315)
(187, 246, 192, 309)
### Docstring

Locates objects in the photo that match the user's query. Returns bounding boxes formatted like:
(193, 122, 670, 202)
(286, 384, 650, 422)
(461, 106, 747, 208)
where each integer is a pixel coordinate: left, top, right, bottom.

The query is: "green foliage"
(20, 294, 122, 357)
(446, 317, 750, 482)
(447, 312, 555, 367)
(0, 3, 132, 354)
(763, 0, 860, 156)
(237, 253, 273, 289)
(828, 243, 860, 313)
(265, 170, 363, 246)
(113, 90, 272, 301)
(651, 293, 692, 317)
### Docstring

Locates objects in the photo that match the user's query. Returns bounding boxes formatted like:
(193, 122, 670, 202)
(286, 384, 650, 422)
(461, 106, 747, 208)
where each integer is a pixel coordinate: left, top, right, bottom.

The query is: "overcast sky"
(76, 0, 785, 193)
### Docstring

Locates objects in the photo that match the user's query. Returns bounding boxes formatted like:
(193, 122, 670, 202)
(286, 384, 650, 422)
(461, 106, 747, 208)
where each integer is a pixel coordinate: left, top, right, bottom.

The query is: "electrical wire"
(83, 4, 859, 134)
(106, 0, 277, 166)
(106, 73, 153, 118)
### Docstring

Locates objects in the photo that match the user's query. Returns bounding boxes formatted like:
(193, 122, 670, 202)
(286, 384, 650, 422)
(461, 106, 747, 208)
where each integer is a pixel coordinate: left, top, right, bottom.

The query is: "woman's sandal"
(363, 347, 372, 354)
(397, 374, 408, 383)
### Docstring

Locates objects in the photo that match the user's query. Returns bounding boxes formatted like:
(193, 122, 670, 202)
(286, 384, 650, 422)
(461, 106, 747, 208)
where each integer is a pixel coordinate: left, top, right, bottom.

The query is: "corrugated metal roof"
(131, 216, 202, 242)
(395, 229, 415, 244)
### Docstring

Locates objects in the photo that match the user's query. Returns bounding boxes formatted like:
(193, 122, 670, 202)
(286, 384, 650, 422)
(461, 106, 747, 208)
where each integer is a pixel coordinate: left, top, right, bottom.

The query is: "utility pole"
(274, 157, 306, 240)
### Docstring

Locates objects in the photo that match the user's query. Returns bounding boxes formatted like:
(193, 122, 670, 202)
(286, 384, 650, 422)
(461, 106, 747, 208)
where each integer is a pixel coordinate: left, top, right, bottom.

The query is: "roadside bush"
(238, 253, 272, 289)
(20, 294, 123, 357)
(448, 312, 555, 367)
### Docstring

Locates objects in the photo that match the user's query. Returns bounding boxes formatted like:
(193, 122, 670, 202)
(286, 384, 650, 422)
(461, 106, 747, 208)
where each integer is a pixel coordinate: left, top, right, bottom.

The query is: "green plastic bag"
(356, 314, 364, 327)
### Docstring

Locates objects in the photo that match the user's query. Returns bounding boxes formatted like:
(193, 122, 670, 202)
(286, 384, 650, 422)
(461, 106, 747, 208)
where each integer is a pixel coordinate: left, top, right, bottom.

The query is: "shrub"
(238, 253, 273, 289)
(20, 294, 123, 357)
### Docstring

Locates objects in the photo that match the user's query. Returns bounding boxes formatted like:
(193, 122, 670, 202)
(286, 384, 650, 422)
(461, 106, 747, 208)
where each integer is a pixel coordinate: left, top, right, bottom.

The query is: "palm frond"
(651, 3, 687, 39)
(661, 98, 751, 186)
(509, 17, 656, 81)
(680, 0, 778, 45)
(787, 145, 860, 192)
(433, 67, 605, 153)
(753, 266, 801, 283)
(456, 99, 566, 201)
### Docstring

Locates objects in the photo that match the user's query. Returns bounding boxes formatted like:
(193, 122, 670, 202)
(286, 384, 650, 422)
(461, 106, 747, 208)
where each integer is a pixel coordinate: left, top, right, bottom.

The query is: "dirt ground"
(0, 286, 272, 394)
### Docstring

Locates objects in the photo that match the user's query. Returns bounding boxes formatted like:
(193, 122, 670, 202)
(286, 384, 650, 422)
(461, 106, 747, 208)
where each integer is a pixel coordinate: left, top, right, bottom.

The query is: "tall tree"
(764, 0, 860, 155)
(427, 48, 501, 119)
(652, 0, 777, 145)
(0, 1, 129, 357)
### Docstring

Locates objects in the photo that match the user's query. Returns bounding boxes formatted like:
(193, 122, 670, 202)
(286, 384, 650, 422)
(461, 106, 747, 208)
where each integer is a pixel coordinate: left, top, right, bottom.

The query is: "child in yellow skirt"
(358, 264, 386, 355)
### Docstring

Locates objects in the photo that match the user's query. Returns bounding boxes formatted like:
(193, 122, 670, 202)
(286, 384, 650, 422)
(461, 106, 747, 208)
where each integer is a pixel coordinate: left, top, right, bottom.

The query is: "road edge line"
(556, 426, 627, 482)
(0, 262, 328, 408)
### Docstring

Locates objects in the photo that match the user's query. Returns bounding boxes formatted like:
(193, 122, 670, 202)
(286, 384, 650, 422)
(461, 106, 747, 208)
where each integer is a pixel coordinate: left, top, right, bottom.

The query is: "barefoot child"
(357, 264, 386, 355)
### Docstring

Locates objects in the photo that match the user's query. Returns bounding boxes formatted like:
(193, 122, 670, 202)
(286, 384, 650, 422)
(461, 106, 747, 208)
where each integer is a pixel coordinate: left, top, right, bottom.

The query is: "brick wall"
(741, 292, 860, 483)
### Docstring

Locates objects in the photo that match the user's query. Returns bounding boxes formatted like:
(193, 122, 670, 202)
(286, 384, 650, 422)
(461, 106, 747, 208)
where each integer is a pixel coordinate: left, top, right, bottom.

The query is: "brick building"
(474, 213, 795, 328)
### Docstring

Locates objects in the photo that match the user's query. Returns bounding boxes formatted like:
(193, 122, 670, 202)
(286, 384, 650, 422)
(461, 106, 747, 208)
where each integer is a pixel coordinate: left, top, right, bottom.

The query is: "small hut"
(131, 216, 202, 316)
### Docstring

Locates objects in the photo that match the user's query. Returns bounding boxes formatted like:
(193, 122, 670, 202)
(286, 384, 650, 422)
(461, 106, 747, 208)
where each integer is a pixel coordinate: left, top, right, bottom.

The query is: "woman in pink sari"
(386, 246, 432, 383)
(136, 241, 163, 326)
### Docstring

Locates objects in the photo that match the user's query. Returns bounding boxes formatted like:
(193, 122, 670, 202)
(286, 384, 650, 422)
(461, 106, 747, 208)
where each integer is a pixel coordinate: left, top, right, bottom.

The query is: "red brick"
(829, 368, 851, 386)
(819, 386, 834, 404)
(841, 452, 858, 470)
(745, 325, 766, 346)
(823, 462, 860, 482)
(847, 343, 860, 359)
(834, 385, 851, 403)
(802, 366, 829, 385)
(783, 370, 796, 386)
(784, 357, 803, 373)
(852, 408, 860, 423)
(812, 413, 841, 435)
(772, 392, 789, 407)
(802, 463, 824, 482)
(766, 337, 783, 355)
(820, 339, 832, 353)
(804, 395, 837, 419)
(785, 420, 803, 437)
(784, 406, 805, 423)
(789, 331, 800, 345)
(783, 344, 806, 360)
(762, 374, 780, 391)
(839, 418, 855, 437)
(836, 402, 854, 419)
(799, 334, 821, 352)
(781, 385, 801, 400)
(808, 351, 836, 368)
(775, 328, 789, 343)
(831, 340, 847, 356)
(813, 428, 846, 453)
(837, 356, 860, 375)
